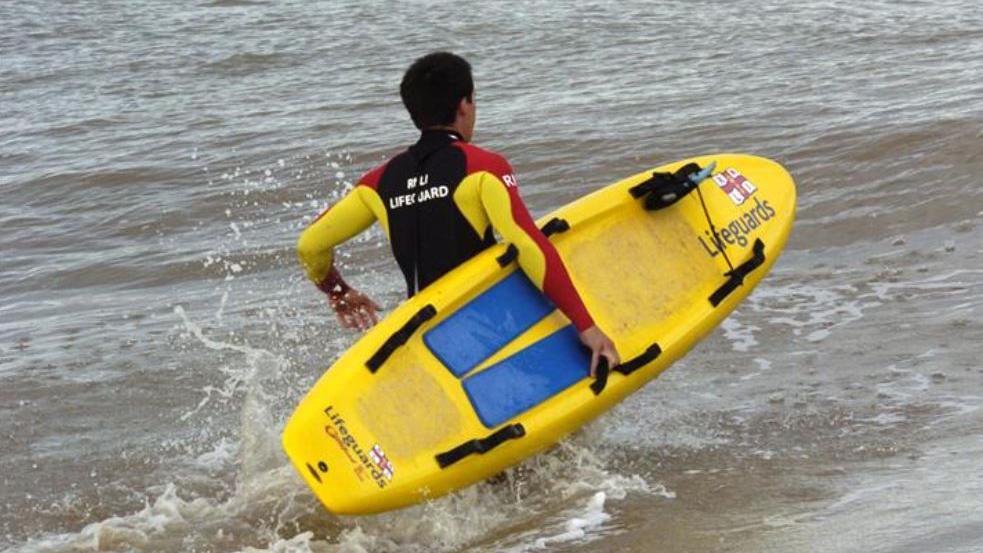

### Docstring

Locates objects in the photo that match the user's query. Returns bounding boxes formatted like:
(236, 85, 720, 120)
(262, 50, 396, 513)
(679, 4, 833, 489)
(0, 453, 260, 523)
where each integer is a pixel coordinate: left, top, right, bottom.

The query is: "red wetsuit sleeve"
(465, 145, 595, 332)
(502, 181, 595, 331)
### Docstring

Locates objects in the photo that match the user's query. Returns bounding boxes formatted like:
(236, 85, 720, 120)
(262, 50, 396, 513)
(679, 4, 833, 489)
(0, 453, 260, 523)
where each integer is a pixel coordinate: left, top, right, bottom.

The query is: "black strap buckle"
(435, 423, 526, 468)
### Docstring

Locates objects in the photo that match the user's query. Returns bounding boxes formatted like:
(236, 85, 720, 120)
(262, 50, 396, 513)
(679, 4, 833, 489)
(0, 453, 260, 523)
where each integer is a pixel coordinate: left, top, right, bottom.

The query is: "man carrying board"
(297, 52, 619, 375)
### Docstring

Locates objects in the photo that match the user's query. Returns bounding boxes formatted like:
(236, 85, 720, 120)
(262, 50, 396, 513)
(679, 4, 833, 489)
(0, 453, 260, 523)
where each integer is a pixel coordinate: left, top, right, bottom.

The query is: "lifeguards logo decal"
(323, 405, 394, 489)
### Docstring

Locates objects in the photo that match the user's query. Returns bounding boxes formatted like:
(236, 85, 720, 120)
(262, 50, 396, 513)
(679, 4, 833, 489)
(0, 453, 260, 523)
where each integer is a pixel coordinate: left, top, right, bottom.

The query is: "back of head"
(400, 52, 473, 130)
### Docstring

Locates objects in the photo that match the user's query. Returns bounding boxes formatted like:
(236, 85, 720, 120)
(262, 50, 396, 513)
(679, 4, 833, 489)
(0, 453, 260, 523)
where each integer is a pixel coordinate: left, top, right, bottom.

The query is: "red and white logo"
(713, 168, 757, 206)
(370, 444, 394, 481)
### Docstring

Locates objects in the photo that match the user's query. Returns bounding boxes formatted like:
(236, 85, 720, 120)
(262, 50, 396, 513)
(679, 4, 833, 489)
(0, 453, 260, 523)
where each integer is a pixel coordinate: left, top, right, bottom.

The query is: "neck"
(423, 125, 466, 141)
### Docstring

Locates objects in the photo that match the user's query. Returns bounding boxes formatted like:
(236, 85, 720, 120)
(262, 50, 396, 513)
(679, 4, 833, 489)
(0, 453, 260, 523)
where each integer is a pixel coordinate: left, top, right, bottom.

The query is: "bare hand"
(328, 288, 382, 331)
(579, 325, 620, 378)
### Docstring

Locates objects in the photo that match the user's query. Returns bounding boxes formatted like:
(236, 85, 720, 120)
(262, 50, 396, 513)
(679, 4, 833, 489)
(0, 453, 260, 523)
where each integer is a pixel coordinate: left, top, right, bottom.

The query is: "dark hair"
(400, 52, 473, 130)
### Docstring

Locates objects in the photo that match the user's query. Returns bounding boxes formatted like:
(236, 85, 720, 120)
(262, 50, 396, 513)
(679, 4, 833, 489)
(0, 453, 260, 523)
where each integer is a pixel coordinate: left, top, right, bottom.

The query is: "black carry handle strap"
(629, 171, 684, 203)
(497, 217, 570, 267)
(540, 217, 570, 236)
(365, 304, 437, 372)
(616, 343, 663, 376)
(589, 357, 610, 395)
(435, 423, 526, 468)
(496, 244, 519, 267)
(709, 238, 766, 307)
(590, 342, 663, 395)
(629, 163, 714, 210)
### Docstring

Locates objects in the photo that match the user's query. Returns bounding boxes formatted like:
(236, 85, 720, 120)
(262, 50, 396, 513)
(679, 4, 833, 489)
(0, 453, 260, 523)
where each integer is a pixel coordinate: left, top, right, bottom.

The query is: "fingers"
(580, 326, 620, 379)
(356, 305, 377, 331)
(335, 309, 356, 330)
(361, 300, 380, 327)
(330, 296, 354, 329)
(587, 336, 620, 381)
(329, 290, 382, 331)
(603, 341, 621, 368)
(345, 305, 369, 331)
(339, 308, 368, 331)
(349, 312, 361, 330)
(353, 298, 378, 330)
(354, 310, 368, 331)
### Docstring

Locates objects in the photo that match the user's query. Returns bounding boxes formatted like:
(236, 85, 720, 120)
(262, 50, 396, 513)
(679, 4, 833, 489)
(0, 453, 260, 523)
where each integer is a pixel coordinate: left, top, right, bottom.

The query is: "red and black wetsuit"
(298, 130, 594, 331)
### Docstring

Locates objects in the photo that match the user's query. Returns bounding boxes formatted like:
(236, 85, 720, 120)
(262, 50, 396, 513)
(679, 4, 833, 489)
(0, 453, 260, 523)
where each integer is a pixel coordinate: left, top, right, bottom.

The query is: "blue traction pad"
(424, 272, 556, 377)
(461, 325, 590, 428)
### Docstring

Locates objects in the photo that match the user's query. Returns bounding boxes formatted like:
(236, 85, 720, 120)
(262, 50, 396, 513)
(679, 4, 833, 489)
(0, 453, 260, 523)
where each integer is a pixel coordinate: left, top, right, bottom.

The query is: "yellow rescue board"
(283, 153, 796, 514)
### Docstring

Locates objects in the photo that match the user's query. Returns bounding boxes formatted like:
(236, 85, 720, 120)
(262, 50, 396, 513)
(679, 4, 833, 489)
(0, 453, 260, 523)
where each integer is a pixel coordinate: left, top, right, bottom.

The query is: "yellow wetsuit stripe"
(297, 185, 388, 287)
(452, 173, 490, 240)
(475, 172, 549, 286)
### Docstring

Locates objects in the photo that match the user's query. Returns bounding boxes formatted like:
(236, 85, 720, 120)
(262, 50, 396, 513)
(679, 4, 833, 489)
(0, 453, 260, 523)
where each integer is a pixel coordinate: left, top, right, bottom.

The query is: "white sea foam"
(193, 437, 239, 470)
(27, 436, 661, 553)
(747, 281, 872, 344)
(529, 492, 611, 550)
(720, 314, 759, 352)
(173, 304, 289, 422)
(16, 308, 666, 553)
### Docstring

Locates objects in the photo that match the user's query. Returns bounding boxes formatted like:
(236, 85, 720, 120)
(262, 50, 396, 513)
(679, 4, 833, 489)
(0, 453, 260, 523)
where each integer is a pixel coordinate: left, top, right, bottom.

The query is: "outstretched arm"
(297, 187, 381, 330)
